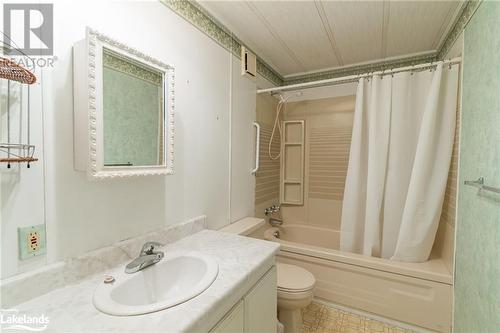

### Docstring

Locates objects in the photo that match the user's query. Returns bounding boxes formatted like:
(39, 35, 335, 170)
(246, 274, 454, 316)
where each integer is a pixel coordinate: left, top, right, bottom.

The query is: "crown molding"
(161, 0, 481, 87)
(436, 0, 482, 60)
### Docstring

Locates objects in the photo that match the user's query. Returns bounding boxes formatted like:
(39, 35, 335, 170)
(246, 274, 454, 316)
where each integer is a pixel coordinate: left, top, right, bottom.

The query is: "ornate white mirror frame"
(73, 28, 174, 180)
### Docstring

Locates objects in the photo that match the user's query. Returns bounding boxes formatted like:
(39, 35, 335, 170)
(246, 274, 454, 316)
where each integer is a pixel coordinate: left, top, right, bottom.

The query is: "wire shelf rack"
(1, 54, 38, 168)
(0, 143, 38, 168)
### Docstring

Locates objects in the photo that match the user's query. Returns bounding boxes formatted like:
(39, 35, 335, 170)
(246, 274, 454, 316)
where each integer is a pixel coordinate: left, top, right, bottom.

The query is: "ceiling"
(198, 1, 463, 78)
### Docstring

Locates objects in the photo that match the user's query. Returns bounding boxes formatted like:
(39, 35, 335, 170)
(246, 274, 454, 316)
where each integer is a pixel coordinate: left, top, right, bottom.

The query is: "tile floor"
(301, 302, 417, 333)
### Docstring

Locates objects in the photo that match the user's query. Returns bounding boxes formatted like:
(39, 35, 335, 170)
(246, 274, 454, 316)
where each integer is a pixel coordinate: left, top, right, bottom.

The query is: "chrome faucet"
(125, 242, 164, 274)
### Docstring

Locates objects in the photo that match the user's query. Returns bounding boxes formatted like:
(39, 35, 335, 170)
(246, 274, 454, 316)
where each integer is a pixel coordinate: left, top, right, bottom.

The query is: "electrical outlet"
(18, 224, 46, 260)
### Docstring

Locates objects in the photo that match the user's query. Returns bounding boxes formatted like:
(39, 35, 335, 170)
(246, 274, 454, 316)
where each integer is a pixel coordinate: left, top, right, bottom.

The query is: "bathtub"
(252, 224, 453, 333)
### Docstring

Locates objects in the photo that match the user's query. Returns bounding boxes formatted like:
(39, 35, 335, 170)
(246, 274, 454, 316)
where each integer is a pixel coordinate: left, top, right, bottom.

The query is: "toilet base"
(278, 308, 303, 333)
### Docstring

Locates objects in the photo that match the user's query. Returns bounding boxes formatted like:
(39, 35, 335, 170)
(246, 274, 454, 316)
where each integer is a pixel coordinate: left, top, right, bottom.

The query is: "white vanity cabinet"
(244, 266, 277, 333)
(211, 266, 277, 333)
(211, 301, 245, 333)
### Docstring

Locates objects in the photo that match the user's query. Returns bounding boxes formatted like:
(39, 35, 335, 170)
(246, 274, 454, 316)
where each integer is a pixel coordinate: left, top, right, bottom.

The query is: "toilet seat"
(276, 263, 315, 293)
(278, 285, 314, 293)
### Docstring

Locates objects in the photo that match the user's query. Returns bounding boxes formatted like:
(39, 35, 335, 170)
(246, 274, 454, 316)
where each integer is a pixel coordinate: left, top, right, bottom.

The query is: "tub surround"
(277, 93, 458, 270)
(280, 96, 355, 231)
(4, 229, 280, 332)
(1, 216, 207, 308)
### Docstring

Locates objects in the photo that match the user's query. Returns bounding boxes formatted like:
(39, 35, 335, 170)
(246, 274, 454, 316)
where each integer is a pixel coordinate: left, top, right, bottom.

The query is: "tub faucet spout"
(269, 218, 283, 227)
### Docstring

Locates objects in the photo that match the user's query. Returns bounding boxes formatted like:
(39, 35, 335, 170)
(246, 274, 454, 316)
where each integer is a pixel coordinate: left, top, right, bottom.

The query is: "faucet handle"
(265, 204, 281, 215)
(140, 241, 163, 256)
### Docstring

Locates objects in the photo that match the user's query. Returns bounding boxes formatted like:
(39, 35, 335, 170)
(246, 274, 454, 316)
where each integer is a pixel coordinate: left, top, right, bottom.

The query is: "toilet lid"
(276, 263, 315, 292)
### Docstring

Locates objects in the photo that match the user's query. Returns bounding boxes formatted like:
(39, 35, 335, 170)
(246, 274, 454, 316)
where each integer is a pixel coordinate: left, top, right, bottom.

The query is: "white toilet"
(276, 263, 316, 333)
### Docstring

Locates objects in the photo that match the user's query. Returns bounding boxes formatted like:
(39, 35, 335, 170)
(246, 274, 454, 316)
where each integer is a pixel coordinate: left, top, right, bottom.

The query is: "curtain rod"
(257, 57, 462, 94)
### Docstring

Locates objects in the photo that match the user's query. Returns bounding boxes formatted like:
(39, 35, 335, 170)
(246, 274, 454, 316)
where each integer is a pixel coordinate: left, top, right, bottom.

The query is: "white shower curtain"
(340, 63, 459, 262)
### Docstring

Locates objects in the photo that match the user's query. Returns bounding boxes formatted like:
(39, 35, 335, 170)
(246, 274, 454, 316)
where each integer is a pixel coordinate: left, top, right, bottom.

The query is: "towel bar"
(464, 177, 500, 194)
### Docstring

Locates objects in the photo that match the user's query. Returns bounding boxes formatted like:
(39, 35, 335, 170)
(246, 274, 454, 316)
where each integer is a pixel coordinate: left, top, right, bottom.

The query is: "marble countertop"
(13, 230, 280, 333)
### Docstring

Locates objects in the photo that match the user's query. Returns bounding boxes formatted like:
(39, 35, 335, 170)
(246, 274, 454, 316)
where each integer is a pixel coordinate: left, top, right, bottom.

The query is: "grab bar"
(251, 122, 260, 174)
(464, 177, 500, 194)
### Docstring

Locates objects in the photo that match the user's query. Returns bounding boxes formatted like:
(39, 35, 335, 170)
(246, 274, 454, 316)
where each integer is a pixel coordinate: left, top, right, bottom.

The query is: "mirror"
(102, 49, 164, 167)
(73, 28, 174, 179)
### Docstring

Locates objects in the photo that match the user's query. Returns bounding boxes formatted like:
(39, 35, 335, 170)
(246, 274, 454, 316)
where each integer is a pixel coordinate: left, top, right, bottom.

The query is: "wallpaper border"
(160, 0, 283, 86)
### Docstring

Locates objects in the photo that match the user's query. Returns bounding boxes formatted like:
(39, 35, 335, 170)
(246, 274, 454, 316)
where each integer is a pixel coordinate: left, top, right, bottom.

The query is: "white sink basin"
(93, 251, 218, 316)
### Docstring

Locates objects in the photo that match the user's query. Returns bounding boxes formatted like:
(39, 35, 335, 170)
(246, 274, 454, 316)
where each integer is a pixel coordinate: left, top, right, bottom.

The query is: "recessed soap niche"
(280, 120, 305, 205)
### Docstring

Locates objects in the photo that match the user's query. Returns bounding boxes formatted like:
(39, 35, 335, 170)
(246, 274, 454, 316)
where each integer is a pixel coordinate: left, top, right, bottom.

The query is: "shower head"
(268, 91, 303, 161)
(271, 91, 283, 98)
(282, 91, 303, 102)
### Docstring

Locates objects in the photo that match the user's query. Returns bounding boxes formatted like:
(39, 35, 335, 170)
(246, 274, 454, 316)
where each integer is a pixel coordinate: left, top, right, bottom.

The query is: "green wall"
(455, 1, 500, 331)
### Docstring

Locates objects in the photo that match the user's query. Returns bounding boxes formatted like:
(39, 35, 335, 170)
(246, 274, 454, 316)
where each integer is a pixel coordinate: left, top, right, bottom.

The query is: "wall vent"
(241, 46, 256, 79)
